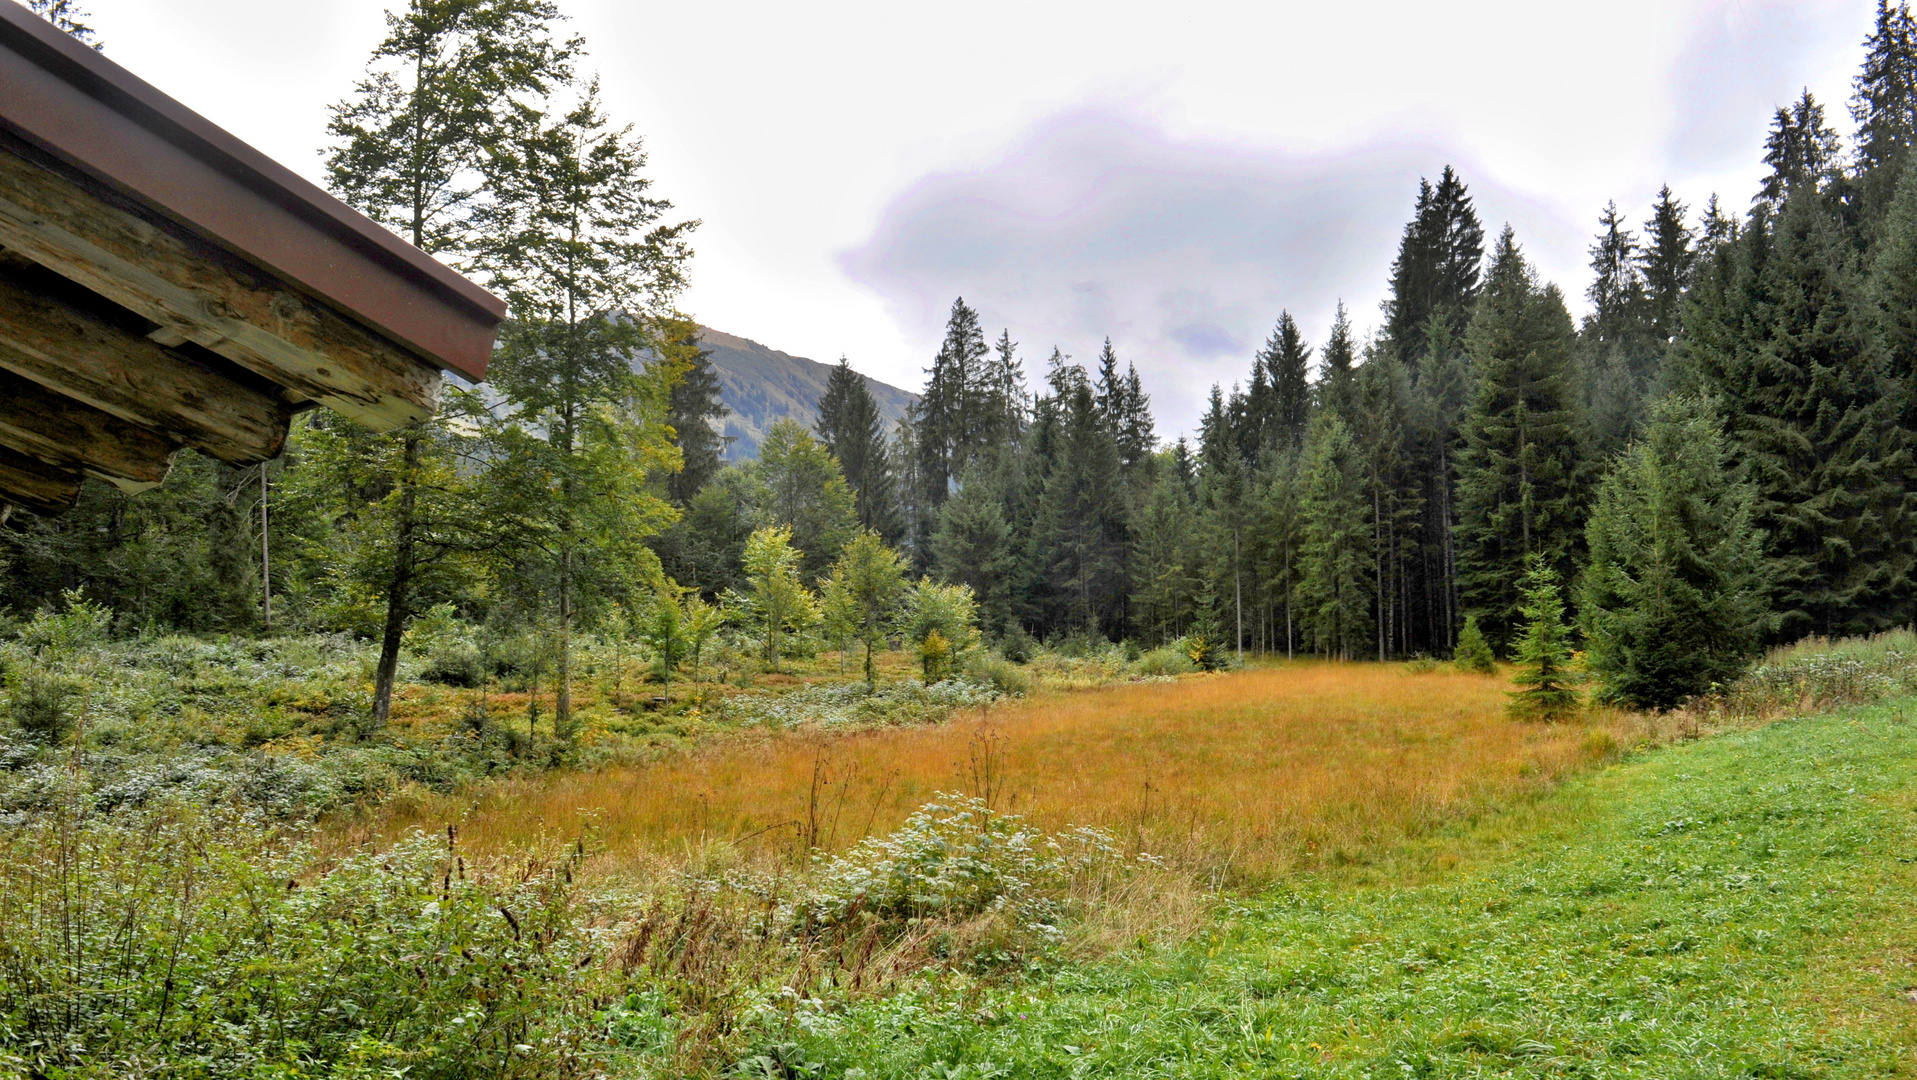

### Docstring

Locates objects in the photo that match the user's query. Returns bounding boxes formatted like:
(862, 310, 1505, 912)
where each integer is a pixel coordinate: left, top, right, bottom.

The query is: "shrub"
(997, 622, 1036, 663)
(419, 639, 486, 687)
(965, 651, 1032, 697)
(1133, 645, 1196, 678)
(18, 589, 112, 653)
(7, 670, 79, 745)
(1454, 615, 1496, 674)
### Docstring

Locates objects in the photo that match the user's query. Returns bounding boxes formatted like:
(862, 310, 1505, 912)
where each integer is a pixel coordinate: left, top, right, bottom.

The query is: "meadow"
(353, 663, 1636, 889)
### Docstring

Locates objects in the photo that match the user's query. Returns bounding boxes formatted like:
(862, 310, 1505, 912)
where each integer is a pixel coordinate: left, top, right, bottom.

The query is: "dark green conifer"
(815, 357, 900, 542)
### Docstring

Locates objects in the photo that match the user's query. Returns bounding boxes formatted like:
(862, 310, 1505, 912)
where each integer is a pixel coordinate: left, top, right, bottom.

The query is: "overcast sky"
(76, 0, 1873, 436)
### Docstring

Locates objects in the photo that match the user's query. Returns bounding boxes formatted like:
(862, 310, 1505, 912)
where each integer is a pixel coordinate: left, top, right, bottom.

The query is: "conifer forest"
(7, 1, 1917, 1077)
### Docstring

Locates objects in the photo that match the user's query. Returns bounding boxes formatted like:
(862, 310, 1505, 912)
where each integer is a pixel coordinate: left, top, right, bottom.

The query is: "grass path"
(768, 703, 1917, 1078)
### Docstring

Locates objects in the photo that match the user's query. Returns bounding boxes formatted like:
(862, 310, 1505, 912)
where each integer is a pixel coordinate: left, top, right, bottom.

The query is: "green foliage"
(1297, 412, 1374, 659)
(1453, 614, 1496, 673)
(898, 579, 980, 682)
(1582, 396, 1769, 709)
(816, 356, 901, 541)
(1507, 554, 1580, 721)
(825, 530, 908, 688)
(1456, 227, 1585, 650)
(18, 588, 112, 654)
(729, 525, 818, 669)
(0, 804, 603, 1078)
(7, 669, 79, 745)
(749, 420, 858, 582)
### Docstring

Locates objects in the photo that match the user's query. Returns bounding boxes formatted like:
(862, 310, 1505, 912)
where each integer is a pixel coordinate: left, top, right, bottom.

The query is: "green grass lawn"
(765, 702, 1917, 1078)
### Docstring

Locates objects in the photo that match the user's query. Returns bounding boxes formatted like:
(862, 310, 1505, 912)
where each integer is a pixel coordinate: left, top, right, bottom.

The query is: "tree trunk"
(371, 431, 422, 729)
(556, 547, 573, 740)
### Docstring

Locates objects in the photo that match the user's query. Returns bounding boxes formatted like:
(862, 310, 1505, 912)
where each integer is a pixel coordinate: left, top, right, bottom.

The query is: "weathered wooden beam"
(0, 261, 291, 465)
(0, 442, 81, 516)
(0, 145, 443, 431)
(0, 366, 174, 492)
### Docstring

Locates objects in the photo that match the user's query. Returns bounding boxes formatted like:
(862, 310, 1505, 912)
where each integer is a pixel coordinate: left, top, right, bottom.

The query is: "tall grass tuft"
(1721, 627, 1917, 717)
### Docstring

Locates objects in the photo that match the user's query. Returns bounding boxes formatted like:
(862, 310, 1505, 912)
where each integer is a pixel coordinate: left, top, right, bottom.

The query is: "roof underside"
(0, 2, 504, 517)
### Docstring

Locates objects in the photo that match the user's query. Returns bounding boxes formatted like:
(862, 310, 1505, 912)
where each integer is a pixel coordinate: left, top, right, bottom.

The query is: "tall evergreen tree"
(1383, 166, 1485, 369)
(659, 317, 728, 505)
(1093, 339, 1156, 472)
(1029, 359, 1129, 637)
(931, 462, 1018, 633)
(1640, 185, 1696, 346)
(324, 0, 573, 726)
(1316, 301, 1358, 418)
(1581, 202, 1658, 458)
(1130, 458, 1199, 644)
(1851, 1, 1917, 218)
(1582, 396, 1768, 710)
(1454, 227, 1584, 648)
(815, 357, 900, 542)
(1297, 413, 1373, 660)
(1262, 312, 1312, 451)
(915, 298, 991, 543)
(1758, 90, 1843, 204)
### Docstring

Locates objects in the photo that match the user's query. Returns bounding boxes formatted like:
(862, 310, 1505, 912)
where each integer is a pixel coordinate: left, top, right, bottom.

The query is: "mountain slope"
(697, 326, 916, 460)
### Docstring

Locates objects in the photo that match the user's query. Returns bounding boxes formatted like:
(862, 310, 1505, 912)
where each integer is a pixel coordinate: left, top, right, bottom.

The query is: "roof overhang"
(0, 2, 505, 516)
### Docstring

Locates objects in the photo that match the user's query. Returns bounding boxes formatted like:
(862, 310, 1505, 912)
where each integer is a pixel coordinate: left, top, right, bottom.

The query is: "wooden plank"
(0, 366, 174, 492)
(0, 442, 81, 515)
(0, 146, 444, 431)
(0, 263, 291, 464)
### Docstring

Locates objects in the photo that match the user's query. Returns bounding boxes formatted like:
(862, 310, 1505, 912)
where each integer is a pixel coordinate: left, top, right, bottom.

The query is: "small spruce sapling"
(1507, 554, 1580, 721)
(1454, 614, 1496, 674)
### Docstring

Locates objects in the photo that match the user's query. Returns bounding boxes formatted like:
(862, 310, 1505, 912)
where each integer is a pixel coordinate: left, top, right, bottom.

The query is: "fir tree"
(1093, 339, 1156, 472)
(1029, 360, 1129, 637)
(931, 462, 1018, 634)
(916, 298, 991, 539)
(1582, 396, 1768, 710)
(815, 357, 900, 541)
(1262, 312, 1313, 451)
(1130, 460, 1199, 644)
(1851, 1, 1917, 218)
(1640, 185, 1696, 346)
(1507, 554, 1579, 722)
(1383, 166, 1486, 369)
(1454, 614, 1495, 673)
(1758, 90, 1843, 205)
(1317, 301, 1358, 418)
(1454, 226, 1584, 649)
(660, 317, 729, 505)
(1297, 413, 1374, 660)
(1581, 202, 1658, 458)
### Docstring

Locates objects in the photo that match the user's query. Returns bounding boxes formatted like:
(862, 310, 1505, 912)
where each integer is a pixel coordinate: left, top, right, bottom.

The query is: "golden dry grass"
(348, 661, 1636, 888)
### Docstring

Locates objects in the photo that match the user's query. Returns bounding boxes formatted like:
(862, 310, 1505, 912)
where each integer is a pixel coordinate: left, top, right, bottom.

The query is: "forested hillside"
(695, 326, 915, 460)
(8, 1, 1917, 718)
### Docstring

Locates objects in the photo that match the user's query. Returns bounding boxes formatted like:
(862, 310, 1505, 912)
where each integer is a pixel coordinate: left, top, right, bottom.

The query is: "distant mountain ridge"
(697, 326, 917, 460)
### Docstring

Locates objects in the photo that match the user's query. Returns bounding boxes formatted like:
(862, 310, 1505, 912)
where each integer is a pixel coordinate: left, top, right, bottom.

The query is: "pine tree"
(1030, 359, 1129, 637)
(1383, 166, 1485, 369)
(916, 298, 991, 543)
(1453, 614, 1495, 673)
(1317, 302, 1358, 418)
(1582, 396, 1768, 710)
(660, 317, 729, 505)
(1263, 312, 1312, 451)
(24, 0, 99, 46)
(478, 74, 693, 740)
(1130, 462, 1199, 644)
(1678, 190, 1908, 638)
(323, 0, 573, 727)
(1093, 339, 1155, 472)
(1851, 1, 1917, 219)
(1758, 90, 1842, 205)
(1640, 185, 1696, 347)
(815, 357, 900, 541)
(1507, 554, 1579, 721)
(931, 462, 1018, 633)
(1297, 413, 1374, 660)
(1454, 226, 1584, 649)
(1581, 202, 1658, 458)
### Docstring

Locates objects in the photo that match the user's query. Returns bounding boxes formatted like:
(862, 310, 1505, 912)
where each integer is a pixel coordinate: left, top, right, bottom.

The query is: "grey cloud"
(841, 108, 1552, 434)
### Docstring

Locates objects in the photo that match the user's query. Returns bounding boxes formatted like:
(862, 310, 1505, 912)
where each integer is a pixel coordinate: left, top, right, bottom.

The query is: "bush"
(419, 639, 486, 687)
(18, 589, 113, 653)
(1133, 645, 1196, 678)
(7, 670, 79, 744)
(965, 651, 1032, 697)
(997, 622, 1035, 663)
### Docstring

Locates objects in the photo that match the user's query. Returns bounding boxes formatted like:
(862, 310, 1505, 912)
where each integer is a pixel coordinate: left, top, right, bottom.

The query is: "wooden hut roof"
(0, 4, 504, 516)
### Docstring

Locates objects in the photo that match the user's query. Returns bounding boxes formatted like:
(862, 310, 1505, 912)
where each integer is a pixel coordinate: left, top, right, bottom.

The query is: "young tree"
(478, 75, 694, 739)
(1453, 615, 1495, 673)
(323, 0, 574, 727)
(931, 463, 1017, 633)
(815, 358, 900, 541)
(749, 420, 857, 582)
(1454, 226, 1585, 648)
(1507, 554, 1578, 721)
(897, 579, 980, 682)
(731, 525, 817, 671)
(829, 530, 909, 688)
(1582, 396, 1768, 710)
(637, 577, 706, 701)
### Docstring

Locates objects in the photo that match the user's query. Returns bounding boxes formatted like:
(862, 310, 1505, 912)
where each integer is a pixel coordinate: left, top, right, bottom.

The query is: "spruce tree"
(1507, 554, 1579, 722)
(1851, 1, 1917, 219)
(1581, 202, 1658, 458)
(1130, 462, 1199, 644)
(1640, 185, 1696, 348)
(1383, 166, 1485, 369)
(24, 0, 99, 46)
(1263, 312, 1313, 451)
(1454, 614, 1495, 673)
(815, 357, 900, 541)
(660, 317, 729, 505)
(1029, 361, 1129, 637)
(1093, 339, 1156, 473)
(931, 462, 1018, 634)
(916, 298, 991, 538)
(1317, 301, 1358, 418)
(1582, 396, 1768, 710)
(1297, 413, 1374, 660)
(1454, 227, 1584, 649)
(1758, 91, 1842, 205)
